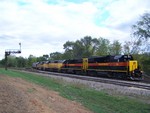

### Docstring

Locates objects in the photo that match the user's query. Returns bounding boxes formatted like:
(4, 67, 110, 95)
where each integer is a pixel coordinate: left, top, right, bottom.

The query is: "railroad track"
(18, 68, 150, 91)
(13, 68, 150, 90)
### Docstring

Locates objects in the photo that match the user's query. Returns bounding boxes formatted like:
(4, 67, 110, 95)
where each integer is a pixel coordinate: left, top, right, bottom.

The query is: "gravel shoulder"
(0, 74, 92, 113)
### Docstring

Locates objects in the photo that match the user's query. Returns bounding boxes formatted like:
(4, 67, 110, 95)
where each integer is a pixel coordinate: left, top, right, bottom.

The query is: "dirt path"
(0, 74, 92, 113)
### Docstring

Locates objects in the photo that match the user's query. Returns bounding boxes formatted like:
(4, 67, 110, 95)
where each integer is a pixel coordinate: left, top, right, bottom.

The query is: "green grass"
(0, 68, 150, 113)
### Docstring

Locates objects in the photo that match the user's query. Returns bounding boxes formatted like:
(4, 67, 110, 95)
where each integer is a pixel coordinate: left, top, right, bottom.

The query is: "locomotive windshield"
(123, 55, 134, 61)
(110, 55, 134, 62)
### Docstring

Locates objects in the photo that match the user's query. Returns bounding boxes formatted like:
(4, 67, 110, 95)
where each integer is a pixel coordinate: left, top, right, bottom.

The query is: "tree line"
(50, 36, 122, 60)
(0, 12, 149, 75)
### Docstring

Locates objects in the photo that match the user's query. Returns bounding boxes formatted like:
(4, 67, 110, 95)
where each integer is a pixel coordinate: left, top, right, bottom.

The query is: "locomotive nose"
(132, 69, 143, 80)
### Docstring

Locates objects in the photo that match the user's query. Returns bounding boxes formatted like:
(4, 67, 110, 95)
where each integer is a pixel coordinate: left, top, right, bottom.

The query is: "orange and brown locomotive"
(32, 55, 143, 80)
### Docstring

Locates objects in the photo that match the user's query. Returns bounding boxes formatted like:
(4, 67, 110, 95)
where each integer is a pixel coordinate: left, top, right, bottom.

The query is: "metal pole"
(5, 53, 7, 70)
(19, 43, 21, 51)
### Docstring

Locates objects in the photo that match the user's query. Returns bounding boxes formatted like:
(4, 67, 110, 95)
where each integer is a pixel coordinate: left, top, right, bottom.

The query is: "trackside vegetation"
(0, 68, 149, 113)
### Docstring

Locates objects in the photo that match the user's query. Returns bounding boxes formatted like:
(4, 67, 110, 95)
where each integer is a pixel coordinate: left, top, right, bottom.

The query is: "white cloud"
(0, 0, 149, 59)
(104, 0, 150, 29)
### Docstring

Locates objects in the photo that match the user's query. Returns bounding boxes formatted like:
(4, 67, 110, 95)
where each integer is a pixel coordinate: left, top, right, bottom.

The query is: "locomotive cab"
(109, 55, 143, 80)
(123, 55, 142, 80)
(128, 60, 143, 80)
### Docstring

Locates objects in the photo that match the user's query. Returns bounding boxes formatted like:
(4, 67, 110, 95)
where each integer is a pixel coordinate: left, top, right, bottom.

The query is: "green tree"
(50, 52, 63, 60)
(0, 59, 5, 67)
(132, 12, 150, 40)
(109, 40, 122, 55)
(0, 56, 27, 68)
(141, 53, 150, 75)
(27, 55, 37, 67)
(63, 40, 84, 59)
(123, 41, 131, 54)
(96, 37, 110, 56)
(72, 40, 84, 58)
(62, 50, 73, 59)
(43, 54, 49, 60)
(80, 36, 99, 57)
(132, 12, 150, 53)
(63, 41, 74, 59)
(63, 41, 74, 51)
(63, 36, 99, 58)
(7, 55, 17, 67)
(16, 57, 27, 67)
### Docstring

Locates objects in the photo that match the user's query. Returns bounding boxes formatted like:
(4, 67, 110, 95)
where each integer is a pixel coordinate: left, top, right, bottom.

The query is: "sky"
(0, 0, 150, 60)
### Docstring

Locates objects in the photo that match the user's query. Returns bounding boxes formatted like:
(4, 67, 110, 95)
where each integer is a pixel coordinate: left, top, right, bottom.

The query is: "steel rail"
(22, 68, 150, 91)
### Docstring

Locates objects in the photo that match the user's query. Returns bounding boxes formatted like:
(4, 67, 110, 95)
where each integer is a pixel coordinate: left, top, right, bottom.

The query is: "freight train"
(32, 55, 143, 80)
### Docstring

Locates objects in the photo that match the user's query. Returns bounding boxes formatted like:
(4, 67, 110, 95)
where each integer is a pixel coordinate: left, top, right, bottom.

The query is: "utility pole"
(5, 43, 21, 70)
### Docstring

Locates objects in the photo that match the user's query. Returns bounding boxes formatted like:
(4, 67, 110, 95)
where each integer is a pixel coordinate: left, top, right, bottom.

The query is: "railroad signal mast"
(5, 43, 21, 70)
